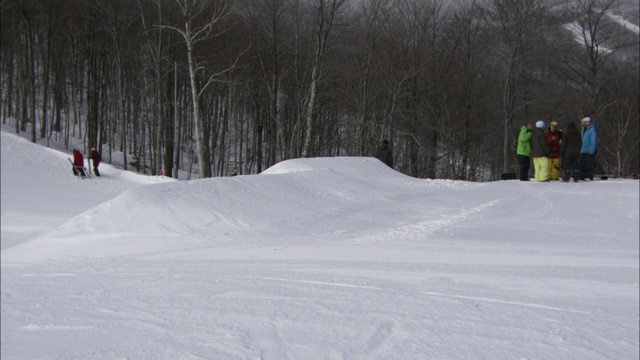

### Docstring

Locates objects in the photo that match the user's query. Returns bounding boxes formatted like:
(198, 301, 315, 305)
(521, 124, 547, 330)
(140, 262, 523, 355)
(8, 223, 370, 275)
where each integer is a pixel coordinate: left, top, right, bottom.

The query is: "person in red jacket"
(545, 121, 562, 180)
(72, 149, 86, 177)
(89, 147, 102, 177)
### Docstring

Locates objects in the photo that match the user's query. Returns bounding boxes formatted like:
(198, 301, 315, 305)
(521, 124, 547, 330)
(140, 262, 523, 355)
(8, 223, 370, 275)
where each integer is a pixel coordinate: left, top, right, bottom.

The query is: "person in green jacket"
(516, 122, 533, 181)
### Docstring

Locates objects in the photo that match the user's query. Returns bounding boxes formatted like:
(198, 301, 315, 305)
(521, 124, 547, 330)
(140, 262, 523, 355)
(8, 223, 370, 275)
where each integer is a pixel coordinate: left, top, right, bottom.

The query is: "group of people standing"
(517, 116, 598, 182)
(71, 147, 102, 178)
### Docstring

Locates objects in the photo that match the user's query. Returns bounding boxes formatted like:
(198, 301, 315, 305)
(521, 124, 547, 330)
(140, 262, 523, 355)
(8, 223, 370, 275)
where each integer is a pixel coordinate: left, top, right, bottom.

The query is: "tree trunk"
(23, 11, 37, 143)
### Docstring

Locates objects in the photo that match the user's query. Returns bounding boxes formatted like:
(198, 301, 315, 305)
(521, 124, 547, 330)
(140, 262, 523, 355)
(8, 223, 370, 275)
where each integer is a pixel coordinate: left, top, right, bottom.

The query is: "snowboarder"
(532, 120, 551, 182)
(89, 147, 101, 177)
(580, 117, 597, 181)
(560, 121, 581, 182)
(545, 121, 562, 180)
(516, 122, 533, 181)
(72, 149, 87, 177)
(375, 139, 393, 168)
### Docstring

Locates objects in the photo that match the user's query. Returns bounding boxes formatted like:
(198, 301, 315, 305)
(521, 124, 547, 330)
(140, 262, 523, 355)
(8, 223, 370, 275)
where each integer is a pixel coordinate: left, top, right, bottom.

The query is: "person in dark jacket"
(531, 120, 551, 182)
(560, 121, 581, 182)
(72, 149, 86, 177)
(516, 122, 533, 181)
(375, 139, 393, 168)
(89, 147, 102, 176)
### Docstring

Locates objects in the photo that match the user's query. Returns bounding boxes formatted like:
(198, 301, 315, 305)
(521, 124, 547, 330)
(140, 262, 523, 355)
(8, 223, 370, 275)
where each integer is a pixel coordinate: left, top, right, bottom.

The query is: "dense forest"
(1, 0, 638, 180)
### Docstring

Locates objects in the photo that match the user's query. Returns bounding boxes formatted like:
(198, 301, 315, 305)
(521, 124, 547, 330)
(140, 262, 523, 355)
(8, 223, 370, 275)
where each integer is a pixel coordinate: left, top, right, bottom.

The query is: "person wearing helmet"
(580, 117, 597, 180)
(560, 121, 581, 182)
(89, 147, 102, 177)
(532, 120, 551, 182)
(545, 121, 562, 180)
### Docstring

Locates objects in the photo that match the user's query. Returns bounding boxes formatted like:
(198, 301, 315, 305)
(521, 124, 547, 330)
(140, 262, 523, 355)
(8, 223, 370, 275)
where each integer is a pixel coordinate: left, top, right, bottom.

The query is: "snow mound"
(263, 156, 399, 178)
(3, 155, 469, 262)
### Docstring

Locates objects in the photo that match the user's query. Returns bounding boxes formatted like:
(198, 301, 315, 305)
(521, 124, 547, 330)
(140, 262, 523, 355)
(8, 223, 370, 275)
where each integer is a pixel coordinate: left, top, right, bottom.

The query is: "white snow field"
(1, 129, 638, 359)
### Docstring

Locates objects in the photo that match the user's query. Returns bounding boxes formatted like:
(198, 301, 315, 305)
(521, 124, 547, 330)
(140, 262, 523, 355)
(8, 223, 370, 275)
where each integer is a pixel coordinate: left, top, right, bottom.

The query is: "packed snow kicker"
(1, 130, 638, 359)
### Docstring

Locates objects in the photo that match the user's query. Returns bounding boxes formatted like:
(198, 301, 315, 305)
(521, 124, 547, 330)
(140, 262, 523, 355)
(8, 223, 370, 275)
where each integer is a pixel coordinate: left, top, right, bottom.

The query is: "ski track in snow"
(2, 257, 638, 359)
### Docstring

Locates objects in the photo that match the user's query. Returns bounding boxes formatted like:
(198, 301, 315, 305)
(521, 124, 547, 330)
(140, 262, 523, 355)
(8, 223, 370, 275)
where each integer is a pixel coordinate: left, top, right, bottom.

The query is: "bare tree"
(553, 0, 638, 176)
(376, 0, 454, 178)
(485, 0, 554, 174)
(83, 0, 141, 170)
(598, 74, 639, 176)
(448, 0, 490, 180)
(1, 0, 635, 180)
(557, 0, 632, 116)
(241, 0, 296, 170)
(374, 0, 424, 175)
(349, 0, 390, 156)
(20, 0, 37, 143)
(159, 0, 235, 178)
(1, 0, 18, 124)
(301, 0, 348, 158)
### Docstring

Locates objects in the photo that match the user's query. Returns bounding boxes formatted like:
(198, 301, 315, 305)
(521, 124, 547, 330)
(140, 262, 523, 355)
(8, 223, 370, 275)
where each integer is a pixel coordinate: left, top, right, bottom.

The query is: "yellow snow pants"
(548, 158, 560, 180)
(533, 157, 549, 182)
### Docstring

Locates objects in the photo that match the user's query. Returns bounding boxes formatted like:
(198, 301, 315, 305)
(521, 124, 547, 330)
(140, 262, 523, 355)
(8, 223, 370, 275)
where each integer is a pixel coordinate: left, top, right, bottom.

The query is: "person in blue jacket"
(580, 117, 597, 180)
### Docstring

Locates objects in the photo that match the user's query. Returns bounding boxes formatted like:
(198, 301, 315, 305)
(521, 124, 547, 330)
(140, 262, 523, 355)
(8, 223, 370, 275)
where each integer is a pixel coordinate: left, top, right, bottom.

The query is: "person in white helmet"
(531, 120, 551, 182)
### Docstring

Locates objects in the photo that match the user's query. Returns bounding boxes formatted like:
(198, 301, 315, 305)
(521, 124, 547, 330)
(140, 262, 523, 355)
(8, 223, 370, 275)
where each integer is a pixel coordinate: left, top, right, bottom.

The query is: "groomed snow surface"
(1, 130, 638, 359)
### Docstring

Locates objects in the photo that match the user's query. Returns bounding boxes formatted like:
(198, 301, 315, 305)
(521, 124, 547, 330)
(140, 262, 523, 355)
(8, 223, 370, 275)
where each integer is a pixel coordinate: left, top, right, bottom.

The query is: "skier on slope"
(72, 149, 87, 178)
(89, 147, 101, 177)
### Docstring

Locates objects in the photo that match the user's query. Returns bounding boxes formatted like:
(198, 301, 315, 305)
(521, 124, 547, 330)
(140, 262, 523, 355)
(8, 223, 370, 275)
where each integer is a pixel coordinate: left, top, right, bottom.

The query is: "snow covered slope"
(1, 130, 638, 359)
